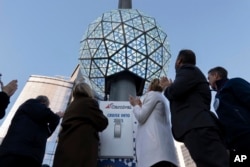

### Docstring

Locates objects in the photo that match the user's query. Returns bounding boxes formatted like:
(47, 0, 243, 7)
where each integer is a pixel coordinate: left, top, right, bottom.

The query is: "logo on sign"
(105, 103, 132, 109)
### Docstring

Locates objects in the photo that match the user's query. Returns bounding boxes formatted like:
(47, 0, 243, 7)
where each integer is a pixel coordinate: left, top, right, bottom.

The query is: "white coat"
(132, 91, 179, 167)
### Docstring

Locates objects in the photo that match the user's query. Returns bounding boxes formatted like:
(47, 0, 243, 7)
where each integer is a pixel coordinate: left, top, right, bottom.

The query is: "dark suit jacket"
(215, 77, 250, 148)
(0, 92, 10, 119)
(164, 64, 218, 141)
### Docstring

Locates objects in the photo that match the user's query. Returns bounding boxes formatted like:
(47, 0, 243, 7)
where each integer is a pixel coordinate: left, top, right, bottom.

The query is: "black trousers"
(183, 127, 229, 167)
(0, 153, 40, 167)
(151, 161, 177, 167)
(230, 133, 250, 152)
(229, 133, 250, 167)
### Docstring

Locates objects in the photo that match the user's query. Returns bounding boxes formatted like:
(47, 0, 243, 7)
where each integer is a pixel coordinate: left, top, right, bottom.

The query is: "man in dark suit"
(160, 49, 229, 167)
(208, 66, 250, 160)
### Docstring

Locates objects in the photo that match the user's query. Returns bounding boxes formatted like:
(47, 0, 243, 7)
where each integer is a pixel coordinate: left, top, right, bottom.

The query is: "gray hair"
(36, 95, 50, 107)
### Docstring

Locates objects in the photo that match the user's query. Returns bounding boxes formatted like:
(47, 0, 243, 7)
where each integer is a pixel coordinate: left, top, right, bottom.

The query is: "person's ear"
(176, 57, 183, 66)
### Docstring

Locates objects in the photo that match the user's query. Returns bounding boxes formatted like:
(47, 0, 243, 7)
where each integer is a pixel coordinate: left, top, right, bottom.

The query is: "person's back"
(208, 66, 250, 153)
(52, 83, 108, 167)
(216, 78, 250, 142)
(136, 91, 178, 167)
(0, 96, 61, 167)
(130, 78, 178, 167)
(165, 64, 216, 141)
(161, 50, 229, 167)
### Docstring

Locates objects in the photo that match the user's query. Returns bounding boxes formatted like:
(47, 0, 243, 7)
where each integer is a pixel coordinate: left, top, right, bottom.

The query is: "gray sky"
(1, 0, 250, 124)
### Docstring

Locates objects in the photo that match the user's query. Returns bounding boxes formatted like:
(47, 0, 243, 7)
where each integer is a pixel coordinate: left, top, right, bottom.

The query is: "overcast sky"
(1, 0, 250, 124)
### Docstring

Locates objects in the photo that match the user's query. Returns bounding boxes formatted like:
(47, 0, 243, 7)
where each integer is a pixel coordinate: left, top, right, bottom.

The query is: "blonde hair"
(148, 78, 163, 92)
(73, 82, 94, 98)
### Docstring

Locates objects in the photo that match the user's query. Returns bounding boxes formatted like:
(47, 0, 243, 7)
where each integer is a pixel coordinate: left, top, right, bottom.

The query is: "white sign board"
(99, 101, 135, 158)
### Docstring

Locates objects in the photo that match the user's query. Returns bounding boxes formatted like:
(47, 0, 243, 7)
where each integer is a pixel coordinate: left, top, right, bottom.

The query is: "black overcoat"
(0, 99, 60, 164)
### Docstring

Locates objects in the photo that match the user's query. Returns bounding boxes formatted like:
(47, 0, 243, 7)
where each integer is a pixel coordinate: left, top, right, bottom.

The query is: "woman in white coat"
(129, 78, 179, 167)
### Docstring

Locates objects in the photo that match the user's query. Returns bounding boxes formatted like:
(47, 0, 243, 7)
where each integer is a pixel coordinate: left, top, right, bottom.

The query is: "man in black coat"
(0, 95, 64, 167)
(208, 66, 250, 153)
(160, 50, 229, 167)
(0, 79, 18, 119)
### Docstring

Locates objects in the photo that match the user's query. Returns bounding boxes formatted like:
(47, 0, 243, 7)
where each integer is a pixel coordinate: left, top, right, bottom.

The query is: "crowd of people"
(0, 81, 108, 167)
(129, 49, 250, 167)
(0, 49, 250, 167)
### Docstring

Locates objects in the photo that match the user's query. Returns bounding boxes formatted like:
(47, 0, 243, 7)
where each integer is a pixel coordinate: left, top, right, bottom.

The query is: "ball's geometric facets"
(79, 9, 171, 99)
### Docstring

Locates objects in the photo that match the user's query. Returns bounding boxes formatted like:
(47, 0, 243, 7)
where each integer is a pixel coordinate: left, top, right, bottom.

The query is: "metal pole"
(118, 0, 132, 9)
(109, 72, 136, 101)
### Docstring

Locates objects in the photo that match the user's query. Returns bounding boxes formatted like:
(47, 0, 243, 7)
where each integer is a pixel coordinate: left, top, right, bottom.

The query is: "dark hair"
(36, 95, 50, 107)
(208, 66, 228, 79)
(178, 49, 196, 65)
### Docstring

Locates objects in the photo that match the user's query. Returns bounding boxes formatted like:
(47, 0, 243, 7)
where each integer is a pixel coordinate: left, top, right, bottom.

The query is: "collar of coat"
(215, 78, 229, 91)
